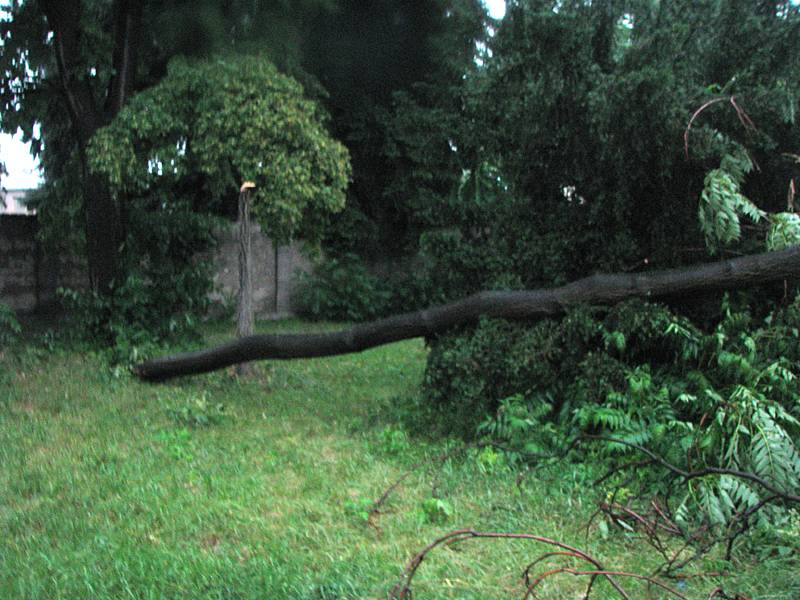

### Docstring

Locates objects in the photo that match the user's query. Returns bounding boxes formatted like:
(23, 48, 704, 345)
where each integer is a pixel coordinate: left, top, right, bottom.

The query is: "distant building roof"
(0, 188, 35, 215)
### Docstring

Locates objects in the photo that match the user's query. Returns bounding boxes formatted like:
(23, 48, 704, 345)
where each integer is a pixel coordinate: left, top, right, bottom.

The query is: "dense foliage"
(88, 56, 351, 246)
(305, 0, 489, 258)
(60, 55, 348, 356)
(397, 0, 800, 541)
(294, 255, 393, 322)
(304, 1, 799, 318)
(409, 295, 800, 542)
(58, 203, 219, 361)
(410, 1, 800, 301)
(294, 254, 430, 322)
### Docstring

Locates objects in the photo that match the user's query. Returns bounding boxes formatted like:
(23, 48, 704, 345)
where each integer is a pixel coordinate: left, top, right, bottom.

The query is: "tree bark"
(236, 185, 254, 377)
(133, 246, 800, 382)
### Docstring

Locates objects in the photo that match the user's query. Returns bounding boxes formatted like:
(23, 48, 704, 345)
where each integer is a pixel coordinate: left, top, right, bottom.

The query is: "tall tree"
(299, 0, 489, 258)
(38, 0, 141, 293)
(403, 0, 800, 305)
(0, 0, 338, 295)
(1, 0, 483, 293)
(1, 0, 146, 293)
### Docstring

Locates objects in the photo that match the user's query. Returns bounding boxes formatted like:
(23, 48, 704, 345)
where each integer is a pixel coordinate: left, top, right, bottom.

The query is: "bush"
(420, 303, 661, 437)
(421, 318, 534, 438)
(423, 297, 800, 434)
(0, 302, 21, 347)
(295, 253, 432, 322)
(295, 254, 392, 322)
(60, 201, 219, 363)
(421, 295, 800, 538)
(167, 393, 228, 428)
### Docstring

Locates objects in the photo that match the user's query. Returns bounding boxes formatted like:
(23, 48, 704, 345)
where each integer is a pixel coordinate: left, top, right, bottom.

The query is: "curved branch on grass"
(387, 528, 688, 600)
(524, 568, 688, 600)
(369, 444, 476, 527)
(134, 247, 800, 381)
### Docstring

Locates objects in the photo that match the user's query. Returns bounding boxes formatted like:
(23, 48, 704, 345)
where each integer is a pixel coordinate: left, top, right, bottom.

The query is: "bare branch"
(684, 95, 758, 161)
(387, 527, 691, 599)
(41, 0, 102, 142)
(105, 0, 143, 117)
(581, 435, 800, 503)
(134, 246, 800, 381)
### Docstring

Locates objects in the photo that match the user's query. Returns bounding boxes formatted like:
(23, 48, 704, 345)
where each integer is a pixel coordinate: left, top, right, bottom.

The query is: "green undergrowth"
(0, 319, 795, 598)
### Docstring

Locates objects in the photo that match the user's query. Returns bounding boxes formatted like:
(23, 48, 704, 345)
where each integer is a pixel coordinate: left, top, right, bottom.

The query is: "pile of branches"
(584, 435, 799, 570)
(388, 528, 692, 599)
(374, 435, 798, 599)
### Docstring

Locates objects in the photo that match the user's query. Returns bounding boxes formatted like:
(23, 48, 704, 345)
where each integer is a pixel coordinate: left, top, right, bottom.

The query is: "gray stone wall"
(207, 224, 312, 317)
(0, 216, 38, 311)
(0, 216, 312, 316)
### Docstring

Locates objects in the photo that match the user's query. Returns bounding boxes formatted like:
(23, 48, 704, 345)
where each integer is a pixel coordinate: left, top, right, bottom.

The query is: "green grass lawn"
(0, 320, 796, 599)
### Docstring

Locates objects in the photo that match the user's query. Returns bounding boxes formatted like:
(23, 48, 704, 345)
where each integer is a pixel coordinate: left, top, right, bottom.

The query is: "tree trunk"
(273, 240, 280, 314)
(81, 166, 122, 293)
(133, 246, 800, 382)
(42, 0, 142, 295)
(236, 185, 255, 377)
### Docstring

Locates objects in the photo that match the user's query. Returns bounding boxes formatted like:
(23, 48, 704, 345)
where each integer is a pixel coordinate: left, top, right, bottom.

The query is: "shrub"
(295, 254, 392, 322)
(0, 302, 21, 347)
(420, 303, 654, 437)
(424, 295, 800, 538)
(167, 393, 228, 428)
(421, 318, 531, 438)
(60, 201, 218, 363)
(295, 252, 434, 323)
(418, 497, 454, 525)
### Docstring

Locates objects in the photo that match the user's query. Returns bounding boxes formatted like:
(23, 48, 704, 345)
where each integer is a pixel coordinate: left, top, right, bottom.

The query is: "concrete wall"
(0, 216, 38, 310)
(0, 215, 312, 316)
(0, 189, 35, 215)
(208, 224, 312, 317)
(0, 215, 88, 312)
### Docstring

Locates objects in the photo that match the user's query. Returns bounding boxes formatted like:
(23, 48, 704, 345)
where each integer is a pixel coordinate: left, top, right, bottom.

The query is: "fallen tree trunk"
(133, 247, 800, 382)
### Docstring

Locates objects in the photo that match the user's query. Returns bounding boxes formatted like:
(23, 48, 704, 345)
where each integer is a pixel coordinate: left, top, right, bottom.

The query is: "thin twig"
(369, 443, 476, 524)
(524, 568, 688, 600)
(522, 551, 587, 585)
(580, 435, 800, 503)
(684, 95, 759, 161)
(685, 97, 728, 159)
(592, 458, 652, 487)
(388, 529, 635, 599)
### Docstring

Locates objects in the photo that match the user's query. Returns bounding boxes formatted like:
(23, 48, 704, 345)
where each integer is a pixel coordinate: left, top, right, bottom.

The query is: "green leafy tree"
(87, 55, 350, 246)
(52, 55, 349, 356)
(0, 0, 340, 297)
(306, 0, 490, 258)
(405, 0, 800, 303)
(0, 0, 146, 294)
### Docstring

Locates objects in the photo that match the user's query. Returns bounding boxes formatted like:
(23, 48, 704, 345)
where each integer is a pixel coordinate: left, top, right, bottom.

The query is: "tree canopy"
(380, 0, 800, 309)
(87, 56, 351, 244)
(0, 0, 488, 271)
